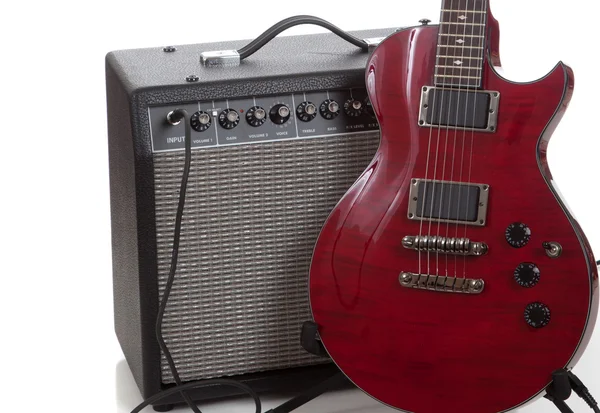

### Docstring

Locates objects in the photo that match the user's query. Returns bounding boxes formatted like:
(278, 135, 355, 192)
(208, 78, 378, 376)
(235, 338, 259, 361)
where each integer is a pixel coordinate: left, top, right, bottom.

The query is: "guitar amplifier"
(107, 27, 394, 407)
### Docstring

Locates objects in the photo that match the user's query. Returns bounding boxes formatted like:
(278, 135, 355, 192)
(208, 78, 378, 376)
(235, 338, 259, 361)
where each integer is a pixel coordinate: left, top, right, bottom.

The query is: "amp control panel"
(149, 88, 379, 152)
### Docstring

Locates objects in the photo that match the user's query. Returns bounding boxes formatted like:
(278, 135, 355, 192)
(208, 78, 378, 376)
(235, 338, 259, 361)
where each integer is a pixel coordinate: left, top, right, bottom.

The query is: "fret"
(440, 11, 486, 25)
(439, 24, 485, 36)
(441, 9, 486, 13)
(437, 55, 482, 59)
(436, 65, 482, 70)
(435, 68, 482, 79)
(436, 57, 484, 70)
(439, 34, 484, 38)
(442, 22, 484, 26)
(440, 0, 486, 10)
(438, 36, 485, 48)
(435, 75, 481, 79)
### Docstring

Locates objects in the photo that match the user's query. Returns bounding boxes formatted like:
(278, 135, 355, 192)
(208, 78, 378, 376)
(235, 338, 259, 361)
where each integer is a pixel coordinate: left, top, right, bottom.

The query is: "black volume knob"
(320, 99, 340, 120)
(524, 302, 551, 328)
(218, 109, 240, 129)
(190, 111, 212, 132)
(505, 222, 531, 248)
(514, 263, 540, 288)
(270, 104, 291, 125)
(246, 106, 267, 127)
(344, 98, 363, 117)
(296, 101, 317, 122)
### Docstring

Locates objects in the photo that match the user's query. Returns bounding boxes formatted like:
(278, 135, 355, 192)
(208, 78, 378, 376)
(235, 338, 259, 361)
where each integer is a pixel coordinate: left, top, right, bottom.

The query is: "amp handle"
(200, 15, 385, 67)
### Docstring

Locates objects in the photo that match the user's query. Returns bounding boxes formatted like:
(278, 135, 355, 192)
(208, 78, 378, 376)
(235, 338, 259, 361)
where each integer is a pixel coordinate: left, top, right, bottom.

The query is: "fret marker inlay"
(458, 15, 467, 20)
(454, 60, 463, 65)
(456, 39, 465, 44)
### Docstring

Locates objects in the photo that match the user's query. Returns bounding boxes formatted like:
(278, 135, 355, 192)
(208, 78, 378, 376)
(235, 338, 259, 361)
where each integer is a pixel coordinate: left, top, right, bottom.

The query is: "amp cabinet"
(106, 27, 393, 409)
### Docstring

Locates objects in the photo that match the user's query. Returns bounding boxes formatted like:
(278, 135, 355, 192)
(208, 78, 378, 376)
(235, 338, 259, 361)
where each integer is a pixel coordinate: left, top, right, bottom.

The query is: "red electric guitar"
(309, 1, 598, 412)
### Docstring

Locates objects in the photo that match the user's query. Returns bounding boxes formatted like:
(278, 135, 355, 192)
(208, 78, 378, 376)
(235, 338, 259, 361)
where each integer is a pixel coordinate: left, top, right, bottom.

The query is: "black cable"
(133, 109, 261, 413)
(154, 109, 201, 413)
(237, 15, 369, 61)
(130, 379, 261, 413)
(568, 371, 600, 413)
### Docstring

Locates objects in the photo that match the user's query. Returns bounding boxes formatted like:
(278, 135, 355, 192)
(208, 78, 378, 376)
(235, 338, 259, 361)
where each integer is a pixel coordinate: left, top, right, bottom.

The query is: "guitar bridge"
(399, 272, 485, 294)
(402, 235, 488, 256)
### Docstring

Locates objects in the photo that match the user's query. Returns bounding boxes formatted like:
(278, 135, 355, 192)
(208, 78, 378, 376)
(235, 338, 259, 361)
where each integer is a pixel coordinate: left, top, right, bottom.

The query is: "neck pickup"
(418, 86, 499, 132)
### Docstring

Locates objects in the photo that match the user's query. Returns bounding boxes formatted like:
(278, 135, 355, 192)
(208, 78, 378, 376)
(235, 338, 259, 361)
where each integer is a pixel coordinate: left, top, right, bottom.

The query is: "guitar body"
(309, 19, 598, 413)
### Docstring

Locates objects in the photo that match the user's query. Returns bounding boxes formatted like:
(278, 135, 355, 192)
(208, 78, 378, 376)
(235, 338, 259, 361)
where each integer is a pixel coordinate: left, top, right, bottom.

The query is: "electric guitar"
(308, 1, 598, 412)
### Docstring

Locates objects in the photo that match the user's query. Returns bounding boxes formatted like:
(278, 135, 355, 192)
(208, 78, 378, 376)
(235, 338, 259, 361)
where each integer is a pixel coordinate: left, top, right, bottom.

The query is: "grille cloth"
(153, 133, 380, 383)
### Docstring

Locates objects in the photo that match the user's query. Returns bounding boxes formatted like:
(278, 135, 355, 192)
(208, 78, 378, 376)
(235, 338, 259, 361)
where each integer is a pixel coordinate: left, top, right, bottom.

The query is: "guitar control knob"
(270, 104, 291, 125)
(296, 101, 317, 122)
(218, 109, 240, 129)
(344, 98, 363, 117)
(514, 263, 540, 288)
(524, 302, 551, 328)
(246, 106, 267, 127)
(320, 99, 340, 120)
(505, 222, 531, 248)
(190, 111, 212, 132)
(364, 97, 375, 118)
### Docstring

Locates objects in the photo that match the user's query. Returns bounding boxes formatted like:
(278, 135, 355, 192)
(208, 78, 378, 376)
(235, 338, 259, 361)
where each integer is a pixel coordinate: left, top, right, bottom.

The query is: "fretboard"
(435, 0, 488, 88)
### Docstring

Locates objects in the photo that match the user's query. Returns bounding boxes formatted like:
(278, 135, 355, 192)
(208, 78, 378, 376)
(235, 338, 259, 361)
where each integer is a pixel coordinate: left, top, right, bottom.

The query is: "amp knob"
(514, 263, 540, 288)
(364, 97, 375, 118)
(344, 98, 363, 117)
(270, 104, 291, 125)
(190, 111, 212, 132)
(296, 101, 318, 122)
(320, 99, 340, 120)
(218, 108, 240, 129)
(524, 302, 551, 328)
(505, 222, 531, 248)
(246, 106, 267, 127)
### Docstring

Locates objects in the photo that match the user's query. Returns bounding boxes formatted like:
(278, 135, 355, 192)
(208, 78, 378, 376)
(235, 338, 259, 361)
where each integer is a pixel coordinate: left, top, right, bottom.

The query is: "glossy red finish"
(309, 24, 599, 413)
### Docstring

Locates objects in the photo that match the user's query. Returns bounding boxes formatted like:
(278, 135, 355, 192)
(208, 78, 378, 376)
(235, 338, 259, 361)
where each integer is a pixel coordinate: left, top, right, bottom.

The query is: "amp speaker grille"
(153, 133, 380, 383)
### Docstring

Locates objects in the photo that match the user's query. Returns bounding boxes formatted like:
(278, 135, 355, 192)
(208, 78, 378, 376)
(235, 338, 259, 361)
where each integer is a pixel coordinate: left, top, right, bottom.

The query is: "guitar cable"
(129, 109, 261, 413)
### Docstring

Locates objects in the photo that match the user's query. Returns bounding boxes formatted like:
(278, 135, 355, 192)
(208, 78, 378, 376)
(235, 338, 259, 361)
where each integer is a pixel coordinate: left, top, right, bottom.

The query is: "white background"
(1, 0, 598, 412)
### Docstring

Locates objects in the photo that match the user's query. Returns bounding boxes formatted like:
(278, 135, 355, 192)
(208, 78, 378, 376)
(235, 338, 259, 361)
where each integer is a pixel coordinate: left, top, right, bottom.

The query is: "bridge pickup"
(399, 272, 485, 294)
(407, 179, 489, 226)
(418, 86, 500, 132)
(402, 235, 488, 256)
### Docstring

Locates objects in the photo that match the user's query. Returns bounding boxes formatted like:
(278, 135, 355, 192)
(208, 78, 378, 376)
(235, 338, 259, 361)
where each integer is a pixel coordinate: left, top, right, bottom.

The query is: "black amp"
(107, 26, 394, 409)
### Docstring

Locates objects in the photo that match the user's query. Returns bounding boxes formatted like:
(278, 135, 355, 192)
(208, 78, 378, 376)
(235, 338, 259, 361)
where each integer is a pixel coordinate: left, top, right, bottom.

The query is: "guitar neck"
(435, 0, 488, 89)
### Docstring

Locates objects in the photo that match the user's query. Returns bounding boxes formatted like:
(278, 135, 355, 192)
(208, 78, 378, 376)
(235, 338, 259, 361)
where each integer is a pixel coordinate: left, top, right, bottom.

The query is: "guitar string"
(453, 0, 479, 279)
(419, 2, 448, 279)
(445, 0, 469, 282)
(436, 0, 458, 280)
(462, 0, 487, 278)
(428, 0, 455, 280)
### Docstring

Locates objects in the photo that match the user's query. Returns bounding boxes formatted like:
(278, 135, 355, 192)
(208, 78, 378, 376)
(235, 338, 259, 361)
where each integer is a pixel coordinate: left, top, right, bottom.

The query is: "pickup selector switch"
(296, 101, 317, 122)
(246, 106, 267, 127)
(191, 111, 212, 132)
(320, 99, 340, 120)
(218, 109, 240, 129)
(524, 302, 551, 328)
(344, 98, 363, 117)
(514, 263, 540, 288)
(270, 104, 291, 125)
(505, 222, 531, 248)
